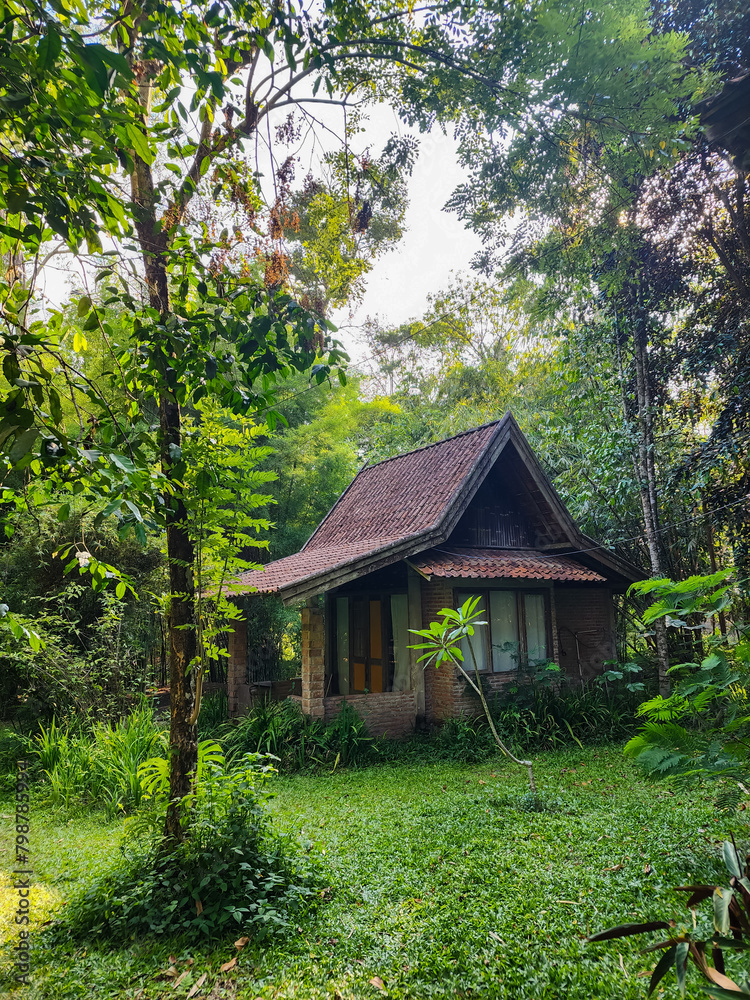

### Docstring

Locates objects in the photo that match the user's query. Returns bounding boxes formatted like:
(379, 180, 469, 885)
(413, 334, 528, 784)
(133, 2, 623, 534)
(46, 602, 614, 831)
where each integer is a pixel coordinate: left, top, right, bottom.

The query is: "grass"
(0, 744, 741, 999)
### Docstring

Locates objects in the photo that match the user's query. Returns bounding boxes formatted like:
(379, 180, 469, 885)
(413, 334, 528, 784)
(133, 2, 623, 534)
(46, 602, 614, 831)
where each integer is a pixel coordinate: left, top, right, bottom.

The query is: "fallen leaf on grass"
(173, 971, 189, 989)
(369, 976, 385, 990)
(169, 956, 177, 965)
(196, 899, 203, 916)
(186, 973, 208, 998)
(619, 954, 629, 978)
(602, 864, 624, 873)
(234, 937, 250, 950)
(220, 957, 237, 973)
(162, 966, 180, 979)
(556, 900, 578, 905)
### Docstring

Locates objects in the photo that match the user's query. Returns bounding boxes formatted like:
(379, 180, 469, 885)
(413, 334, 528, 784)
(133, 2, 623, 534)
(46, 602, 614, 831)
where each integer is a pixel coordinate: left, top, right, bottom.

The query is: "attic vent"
(458, 506, 532, 548)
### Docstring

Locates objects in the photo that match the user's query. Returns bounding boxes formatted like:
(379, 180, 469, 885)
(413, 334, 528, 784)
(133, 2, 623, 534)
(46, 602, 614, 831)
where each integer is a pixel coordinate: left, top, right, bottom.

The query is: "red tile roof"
(409, 547, 606, 582)
(228, 420, 507, 599)
(225, 413, 640, 601)
(303, 421, 500, 550)
(229, 540, 398, 595)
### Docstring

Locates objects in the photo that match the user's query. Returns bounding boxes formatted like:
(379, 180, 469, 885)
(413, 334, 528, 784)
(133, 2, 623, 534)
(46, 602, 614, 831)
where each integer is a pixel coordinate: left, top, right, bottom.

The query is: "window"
(333, 593, 410, 694)
(456, 589, 550, 672)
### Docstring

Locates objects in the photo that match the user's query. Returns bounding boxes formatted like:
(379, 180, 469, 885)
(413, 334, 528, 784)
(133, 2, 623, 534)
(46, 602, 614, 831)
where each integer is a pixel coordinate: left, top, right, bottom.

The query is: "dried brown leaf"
(186, 972, 208, 998)
(234, 936, 250, 950)
(705, 967, 742, 990)
(369, 976, 385, 990)
(220, 957, 237, 973)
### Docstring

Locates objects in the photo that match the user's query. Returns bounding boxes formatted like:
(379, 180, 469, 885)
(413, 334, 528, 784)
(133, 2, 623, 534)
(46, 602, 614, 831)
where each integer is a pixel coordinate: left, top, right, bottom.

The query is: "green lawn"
(0, 745, 740, 999)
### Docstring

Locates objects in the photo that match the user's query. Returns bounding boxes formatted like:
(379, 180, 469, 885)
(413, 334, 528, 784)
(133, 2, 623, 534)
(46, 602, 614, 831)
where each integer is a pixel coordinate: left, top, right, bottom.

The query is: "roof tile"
(304, 421, 499, 550)
(410, 547, 605, 582)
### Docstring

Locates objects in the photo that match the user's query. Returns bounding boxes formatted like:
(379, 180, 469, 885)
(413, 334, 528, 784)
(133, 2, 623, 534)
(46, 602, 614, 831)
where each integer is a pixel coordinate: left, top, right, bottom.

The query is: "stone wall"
(301, 601, 325, 718)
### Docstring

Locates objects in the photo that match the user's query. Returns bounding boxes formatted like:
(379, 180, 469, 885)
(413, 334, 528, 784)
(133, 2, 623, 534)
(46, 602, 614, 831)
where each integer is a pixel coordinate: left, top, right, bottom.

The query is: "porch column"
(301, 599, 325, 719)
(227, 603, 247, 718)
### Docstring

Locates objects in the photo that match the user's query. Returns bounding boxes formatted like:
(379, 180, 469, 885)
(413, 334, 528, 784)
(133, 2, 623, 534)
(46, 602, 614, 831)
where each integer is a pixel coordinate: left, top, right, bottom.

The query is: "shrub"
(489, 665, 646, 753)
(219, 699, 375, 772)
(55, 756, 316, 941)
(623, 572, 750, 809)
(198, 689, 229, 737)
(433, 715, 497, 763)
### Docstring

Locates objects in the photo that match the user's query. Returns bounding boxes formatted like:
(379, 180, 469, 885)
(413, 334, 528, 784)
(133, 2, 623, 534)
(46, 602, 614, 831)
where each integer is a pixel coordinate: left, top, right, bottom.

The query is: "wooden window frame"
(331, 592, 404, 694)
(455, 587, 552, 673)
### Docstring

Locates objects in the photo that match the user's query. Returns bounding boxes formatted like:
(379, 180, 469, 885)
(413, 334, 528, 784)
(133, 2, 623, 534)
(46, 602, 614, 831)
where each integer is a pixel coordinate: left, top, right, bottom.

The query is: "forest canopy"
(1, 0, 748, 835)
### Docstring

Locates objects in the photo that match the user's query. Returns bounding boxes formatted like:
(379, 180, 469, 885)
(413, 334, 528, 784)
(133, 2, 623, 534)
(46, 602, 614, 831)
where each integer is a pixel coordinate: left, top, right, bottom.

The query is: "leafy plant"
(219, 699, 375, 773)
(54, 755, 316, 941)
(624, 572, 750, 807)
(138, 740, 224, 802)
(33, 702, 166, 816)
(410, 596, 539, 791)
(589, 838, 750, 998)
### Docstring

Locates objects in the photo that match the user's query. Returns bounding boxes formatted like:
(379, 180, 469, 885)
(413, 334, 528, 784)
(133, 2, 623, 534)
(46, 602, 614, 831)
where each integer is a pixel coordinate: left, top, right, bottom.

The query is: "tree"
(4, 0, 724, 839)
(410, 596, 538, 793)
(442, 0, 716, 691)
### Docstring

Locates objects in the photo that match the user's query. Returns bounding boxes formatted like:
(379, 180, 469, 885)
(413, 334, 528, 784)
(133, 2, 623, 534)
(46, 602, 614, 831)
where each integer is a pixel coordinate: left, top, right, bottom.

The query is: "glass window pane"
(457, 591, 488, 672)
(489, 591, 519, 672)
(524, 593, 547, 664)
(390, 594, 410, 692)
(336, 597, 350, 696)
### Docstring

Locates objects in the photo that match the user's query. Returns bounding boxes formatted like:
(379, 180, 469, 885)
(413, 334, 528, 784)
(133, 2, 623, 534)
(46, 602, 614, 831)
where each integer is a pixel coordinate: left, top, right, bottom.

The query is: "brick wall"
(554, 585, 616, 682)
(421, 578, 459, 723)
(227, 607, 247, 718)
(301, 602, 325, 718)
(323, 692, 416, 737)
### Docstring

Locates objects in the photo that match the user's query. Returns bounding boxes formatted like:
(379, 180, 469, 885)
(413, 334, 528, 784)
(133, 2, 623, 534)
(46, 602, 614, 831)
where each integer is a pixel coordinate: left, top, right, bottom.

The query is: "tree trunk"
(131, 128, 198, 842)
(161, 395, 198, 843)
(629, 284, 671, 696)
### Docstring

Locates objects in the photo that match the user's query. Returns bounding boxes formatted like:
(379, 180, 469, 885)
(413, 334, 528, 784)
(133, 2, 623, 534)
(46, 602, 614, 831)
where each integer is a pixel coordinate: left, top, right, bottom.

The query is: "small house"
(225, 413, 642, 734)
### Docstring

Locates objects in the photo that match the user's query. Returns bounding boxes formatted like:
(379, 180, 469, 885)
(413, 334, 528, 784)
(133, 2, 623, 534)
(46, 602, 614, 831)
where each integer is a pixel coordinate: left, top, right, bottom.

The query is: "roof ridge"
(359, 414, 509, 472)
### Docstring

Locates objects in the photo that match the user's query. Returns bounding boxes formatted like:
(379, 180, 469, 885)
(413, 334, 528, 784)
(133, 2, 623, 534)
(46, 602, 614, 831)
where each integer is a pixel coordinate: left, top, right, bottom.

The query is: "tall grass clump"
(220, 699, 375, 772)
(490, 662, 648, 754)
(34, 700, 166, 817)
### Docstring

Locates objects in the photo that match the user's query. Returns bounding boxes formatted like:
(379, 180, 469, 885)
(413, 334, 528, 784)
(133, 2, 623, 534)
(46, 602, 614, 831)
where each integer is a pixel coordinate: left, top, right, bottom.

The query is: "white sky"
(36, 99, 484, 359)
(330, 113, 484, 356)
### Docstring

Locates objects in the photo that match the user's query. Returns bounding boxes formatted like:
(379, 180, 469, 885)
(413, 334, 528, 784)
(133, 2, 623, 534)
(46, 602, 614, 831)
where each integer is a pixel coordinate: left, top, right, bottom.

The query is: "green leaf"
(116, 581, 126, 599)
(675, 940, 689, 997)
(36, 28, 62, 71)
(649, 945, 677, 995)
(714, 888, 733, 935)
(724, 842, 742, 880)
(124, 123, 154, 164)
(57, 503, 71, 522)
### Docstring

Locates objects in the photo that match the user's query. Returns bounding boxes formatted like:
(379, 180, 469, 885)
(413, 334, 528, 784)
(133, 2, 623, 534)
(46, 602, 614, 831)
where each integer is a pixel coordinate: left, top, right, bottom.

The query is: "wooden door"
(348, 597, 387, 693)
(351, 598, 368, 692)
